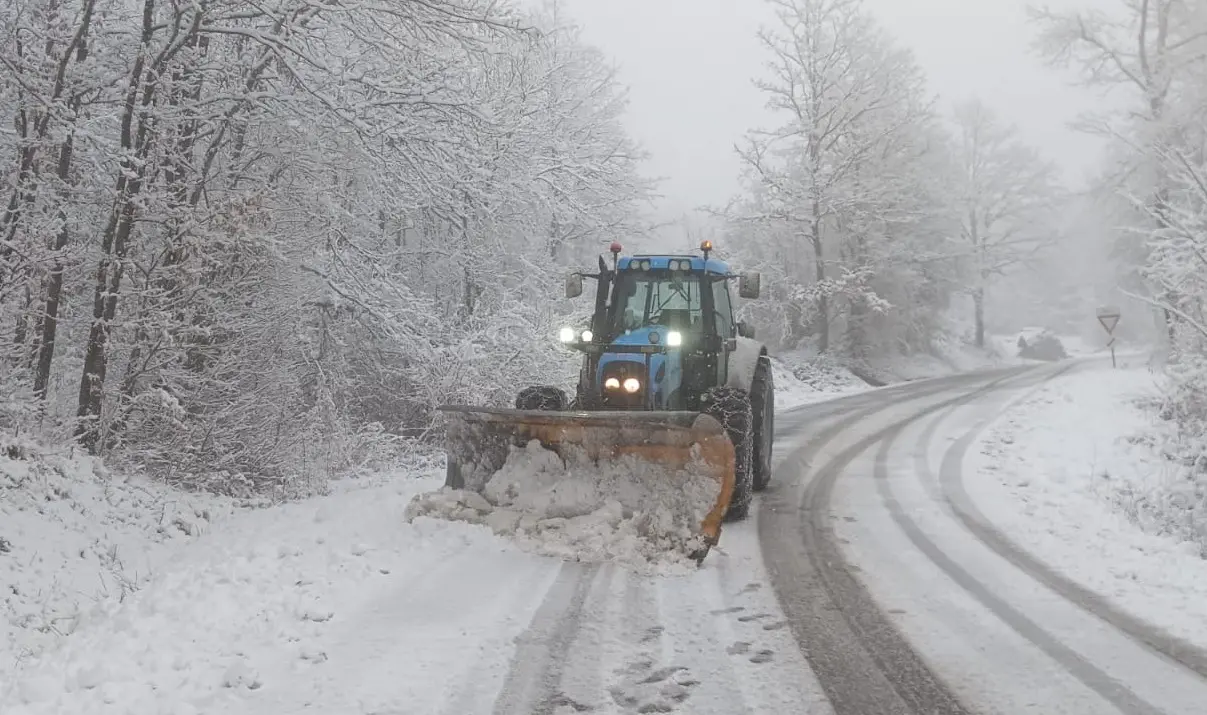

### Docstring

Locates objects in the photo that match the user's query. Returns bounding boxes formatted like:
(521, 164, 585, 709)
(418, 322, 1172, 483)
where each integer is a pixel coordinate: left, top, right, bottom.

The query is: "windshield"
(608, 271, 704, 335)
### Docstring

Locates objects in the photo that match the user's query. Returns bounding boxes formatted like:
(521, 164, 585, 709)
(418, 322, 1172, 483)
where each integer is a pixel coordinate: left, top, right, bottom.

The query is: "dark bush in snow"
(1017, 331, 1068, 361)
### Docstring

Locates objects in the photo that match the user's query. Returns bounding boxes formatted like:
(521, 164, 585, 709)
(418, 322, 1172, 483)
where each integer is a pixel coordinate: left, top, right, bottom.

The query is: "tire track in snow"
(535, 562, 618, 712)
(874, 414, 1166, 715)
(433, 557, 570, 714)
(246, 538, 556, 715)
(706, 532, 833, 714)
(929, 365, 1207, 681)
(490, 562, 600, 715)
(760, 367, 1038, 715)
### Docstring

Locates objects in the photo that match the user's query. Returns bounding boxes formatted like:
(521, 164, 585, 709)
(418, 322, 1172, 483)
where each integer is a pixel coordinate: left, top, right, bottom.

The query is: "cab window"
(712, 278, 733, 338)
(610, 271, 703, 334)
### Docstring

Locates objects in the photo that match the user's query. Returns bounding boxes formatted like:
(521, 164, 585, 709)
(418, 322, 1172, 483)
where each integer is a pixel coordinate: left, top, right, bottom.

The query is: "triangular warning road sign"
(1096, 306, 1121, 334)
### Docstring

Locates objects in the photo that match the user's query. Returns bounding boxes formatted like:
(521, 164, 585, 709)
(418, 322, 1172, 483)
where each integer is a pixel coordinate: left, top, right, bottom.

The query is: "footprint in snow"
(639, 626, 664, 644)
(749, 649, 774, 665)
(736, 612, 771, 623)
(709, 606, 744, 615)
(539, 692, 594, 712)
(610, 657, 699, 713)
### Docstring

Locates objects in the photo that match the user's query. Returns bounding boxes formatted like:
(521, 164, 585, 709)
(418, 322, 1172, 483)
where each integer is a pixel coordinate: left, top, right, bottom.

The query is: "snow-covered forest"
(0, 0, 654, 492)
(0, 0, 1203, 493)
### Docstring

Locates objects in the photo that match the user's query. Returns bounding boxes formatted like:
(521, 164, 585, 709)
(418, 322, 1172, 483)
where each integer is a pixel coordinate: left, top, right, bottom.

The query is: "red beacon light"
(609, 241, 623, 255)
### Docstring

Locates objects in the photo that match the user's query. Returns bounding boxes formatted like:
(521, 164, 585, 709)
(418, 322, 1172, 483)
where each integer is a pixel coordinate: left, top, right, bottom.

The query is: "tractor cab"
(561, 242, 761, 411)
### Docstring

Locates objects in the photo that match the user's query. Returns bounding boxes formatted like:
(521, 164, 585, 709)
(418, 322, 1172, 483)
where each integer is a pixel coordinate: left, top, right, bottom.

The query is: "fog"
(559, 0, 1108, 228)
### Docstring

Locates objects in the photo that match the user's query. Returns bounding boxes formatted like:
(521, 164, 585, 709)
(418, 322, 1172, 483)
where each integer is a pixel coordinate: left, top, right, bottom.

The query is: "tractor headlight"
(622, 377, 641, 394)
(581, 330, 593, 343)
(604, 377, 620, 390)
(559, 327, 575, 343)
(666, 331, 682, 347)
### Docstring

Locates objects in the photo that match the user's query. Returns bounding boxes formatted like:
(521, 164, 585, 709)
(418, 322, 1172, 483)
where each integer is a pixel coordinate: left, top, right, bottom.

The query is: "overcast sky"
(555, 0, 1112, 241)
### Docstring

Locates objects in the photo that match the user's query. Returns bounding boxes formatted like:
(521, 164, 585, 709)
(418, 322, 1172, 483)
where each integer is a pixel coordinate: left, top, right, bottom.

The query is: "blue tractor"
(439, 241, 773, 558)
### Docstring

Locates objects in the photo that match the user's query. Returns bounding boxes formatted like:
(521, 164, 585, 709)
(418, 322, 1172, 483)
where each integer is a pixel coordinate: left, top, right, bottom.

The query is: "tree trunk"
(811, 209, 829, 354)
(973, 286, 985, 348)
(34, 130, 78, 400)
(76, 198, 138, 450)
(35, 0, 95, 398)
(75, 0, 155, 451)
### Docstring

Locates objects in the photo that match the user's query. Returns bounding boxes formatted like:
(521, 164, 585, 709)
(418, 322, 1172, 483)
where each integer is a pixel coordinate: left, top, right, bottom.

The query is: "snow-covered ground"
(771, 329, 1060, 409)
(1, 450, 827, 715)
(966, 360, 1207, 651)
(771, 355, 872, 410)
(1, 463, 540, 714)
(0, 444, 238, 685)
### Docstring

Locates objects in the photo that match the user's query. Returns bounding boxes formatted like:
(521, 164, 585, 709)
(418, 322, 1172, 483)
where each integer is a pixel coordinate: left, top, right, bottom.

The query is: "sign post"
(1096, 306, 1121, 368)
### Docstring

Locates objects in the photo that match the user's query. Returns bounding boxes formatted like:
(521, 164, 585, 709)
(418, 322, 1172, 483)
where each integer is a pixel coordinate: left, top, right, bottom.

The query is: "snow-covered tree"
(1031, 0, 1207, 340)
(951, 99, 1063, 347)
(728, 0, 959, 358)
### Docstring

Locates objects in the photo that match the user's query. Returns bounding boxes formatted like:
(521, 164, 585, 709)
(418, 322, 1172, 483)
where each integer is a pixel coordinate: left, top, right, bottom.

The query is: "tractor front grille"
(600, 360, 647, 409)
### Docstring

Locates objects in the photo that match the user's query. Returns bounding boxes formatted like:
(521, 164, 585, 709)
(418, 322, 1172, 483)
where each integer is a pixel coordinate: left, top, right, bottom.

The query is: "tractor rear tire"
(701, 386, 754, 522)
(751, 358, 775, 492)
(515, 386, 569, 411)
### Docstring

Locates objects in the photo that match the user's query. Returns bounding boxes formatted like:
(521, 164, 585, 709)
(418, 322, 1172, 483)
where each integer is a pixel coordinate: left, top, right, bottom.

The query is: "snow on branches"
(0, 0, 651, 492)
(726, 0, 961, 358)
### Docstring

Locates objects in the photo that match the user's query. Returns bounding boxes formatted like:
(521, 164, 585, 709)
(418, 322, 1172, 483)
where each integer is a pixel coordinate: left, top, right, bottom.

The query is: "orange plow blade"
(438, 407, 736, 559)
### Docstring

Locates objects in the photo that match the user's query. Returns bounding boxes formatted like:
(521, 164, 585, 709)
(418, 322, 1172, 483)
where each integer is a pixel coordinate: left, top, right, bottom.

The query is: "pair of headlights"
(604, 376, 641, 393)
(558, 328, 683, 347)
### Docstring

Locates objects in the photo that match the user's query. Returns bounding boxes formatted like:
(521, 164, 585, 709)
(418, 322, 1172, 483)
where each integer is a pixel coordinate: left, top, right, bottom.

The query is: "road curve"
(768, 359, 1207, 715)
(761, 365, 1039, 715)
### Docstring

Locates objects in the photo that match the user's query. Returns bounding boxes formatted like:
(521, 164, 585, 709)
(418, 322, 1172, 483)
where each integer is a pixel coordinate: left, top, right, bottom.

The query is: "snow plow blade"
(438, 406, 736, 556)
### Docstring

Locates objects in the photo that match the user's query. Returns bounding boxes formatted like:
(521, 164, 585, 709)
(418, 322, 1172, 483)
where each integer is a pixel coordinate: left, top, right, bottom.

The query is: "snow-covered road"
(10, 358, 1207, 714)
(798, 359, 1207, 715)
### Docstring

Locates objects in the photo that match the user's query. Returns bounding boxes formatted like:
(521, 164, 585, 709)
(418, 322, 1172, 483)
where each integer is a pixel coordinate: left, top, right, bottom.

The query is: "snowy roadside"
(771, 355, 875, 410)
(966, 362, 1207, 650)
(0, 463, 545, 714)
(0, 444, 240, 684)
(771, 331, 1042, 411)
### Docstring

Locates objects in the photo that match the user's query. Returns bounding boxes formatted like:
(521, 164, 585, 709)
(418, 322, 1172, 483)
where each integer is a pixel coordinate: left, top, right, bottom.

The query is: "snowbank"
(968, 364, 1207, 650)
(771, 353, 873, 410)
(771, 332, 1034, 408)
(0, 442, 235, 684)
(405, 440, 718, 571)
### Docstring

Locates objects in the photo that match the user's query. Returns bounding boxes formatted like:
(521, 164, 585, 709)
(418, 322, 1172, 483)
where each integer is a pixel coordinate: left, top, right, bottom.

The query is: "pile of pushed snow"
(405, 440, 720, 569)
(0, 440, 235, 680)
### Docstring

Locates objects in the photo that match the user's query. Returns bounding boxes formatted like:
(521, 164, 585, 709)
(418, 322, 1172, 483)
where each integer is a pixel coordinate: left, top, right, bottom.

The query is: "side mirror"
(737, 321, 755, 339)
(565, 273, 583, 299)
(738, 271, 761, 299)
